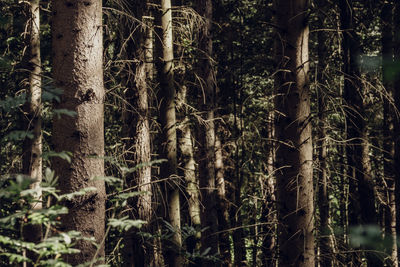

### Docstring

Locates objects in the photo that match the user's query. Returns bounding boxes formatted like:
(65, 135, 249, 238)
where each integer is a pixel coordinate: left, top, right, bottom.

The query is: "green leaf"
(27, 206, 68, 224)
(2, 130, 33, 142)
(43, 167, 58, 187)
(201, 247, 211, 256)
(42, 151, 72, 163)
(58, 187, 97, 201)
(94, 176, 122, 186)
(108, 216, 146, 231)
(42, 85, 63, 103)
(0, 93, 27, 111)
(0, 252, 31, 263)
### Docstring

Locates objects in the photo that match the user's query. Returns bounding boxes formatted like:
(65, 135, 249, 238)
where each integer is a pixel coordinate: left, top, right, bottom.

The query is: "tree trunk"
(176, 85, 202, 260)
(339, 0, 380, 264)
(393, 0, 400, 264)
(196, 0, 220, 264)
(274, 1, 315, 266)
(215, 128, 232, 267)
(231, 69, 246, 267)
(121, 1, 155, 266)
(382, 1, 397, 266)
(155, 1, 182, 266)
(22, 0, 42, 264)
(52, 0, 106, 264)
(339, 0, 361, 231)
(261, 112, 276, 267)
(316, 1, 333, 265)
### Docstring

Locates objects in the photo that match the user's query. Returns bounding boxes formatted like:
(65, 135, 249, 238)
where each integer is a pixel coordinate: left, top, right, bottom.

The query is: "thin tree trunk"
(22, 0, 42, 264)
(195, 0, 220, 264)
(382, 1, 398, 265)
(52, 0, 106, 264)
(261, 112, 276, 267)
(121, 1, 155, 266)
(155, 1, 182, 266)
(317, 82, 332, 267)
(393, 0, 400, 264)
(274, 0, 315, 266)
(339, 0, 361, 230)
(232, 70, 246, 267)
(215, 128, 232, 267)
(316, 1, 333, 265)
(339, 0, 380, 265)
(176, 85, 201, 260)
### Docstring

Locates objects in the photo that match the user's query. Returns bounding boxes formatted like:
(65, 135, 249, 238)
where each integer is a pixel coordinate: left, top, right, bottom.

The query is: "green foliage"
(0, 93, 26, 111)
(42, 152, 72, 164)
(0, 166, 149, 266)
(108, 216, 146, 232)
(0, 174, 84, 266)
(2, 130, 33, 142)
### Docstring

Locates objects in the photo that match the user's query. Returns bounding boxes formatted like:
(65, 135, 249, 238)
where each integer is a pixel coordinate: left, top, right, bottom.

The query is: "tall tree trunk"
(52, 0, 106, 264)
(215, 128, 232, 267)
(261, 112, 276, 267)
(196, 0, 220, 264)
(339, 0, 361, 230)
(339, 0, 377, 226)
(339, 0, 379, 265)
(317, 1, 333, 265)
(231, 57, 246, 267)
(382, 1, 397, 266)
(274, 0, 315, 266)
(121, 1, 155, 266)
(176, 85, 202, 260)
(393, 0, 400, 264)
(155, 1, 182, 266)
(22, 0, 42, 264)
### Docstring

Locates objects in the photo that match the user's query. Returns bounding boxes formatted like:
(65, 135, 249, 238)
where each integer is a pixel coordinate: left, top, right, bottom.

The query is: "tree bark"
(195, 0, 220, 265)
(52, 0, 106, 264)
(155, 1, 182, 266)
(22, 0, 42, 264)
(120, 1, 155, 266)
(261, 112, 276, 267)
(176, 84, 202, 261)
(274, 0, 315, 266)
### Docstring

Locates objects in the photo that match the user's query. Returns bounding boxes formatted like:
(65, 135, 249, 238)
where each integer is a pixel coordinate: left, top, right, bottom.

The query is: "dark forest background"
(1, 0, 400, 266)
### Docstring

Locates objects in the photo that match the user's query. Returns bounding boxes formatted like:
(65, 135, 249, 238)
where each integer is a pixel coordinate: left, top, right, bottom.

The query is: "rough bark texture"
(274, 1, 315, 266)
(196, 0, 220, 265)
(155, 1, 182, 266)
(22, 0, 42, 261)
(317, 1, 333, 265)
(52, 0, 106, 264)
(121, 1, 155, 266)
